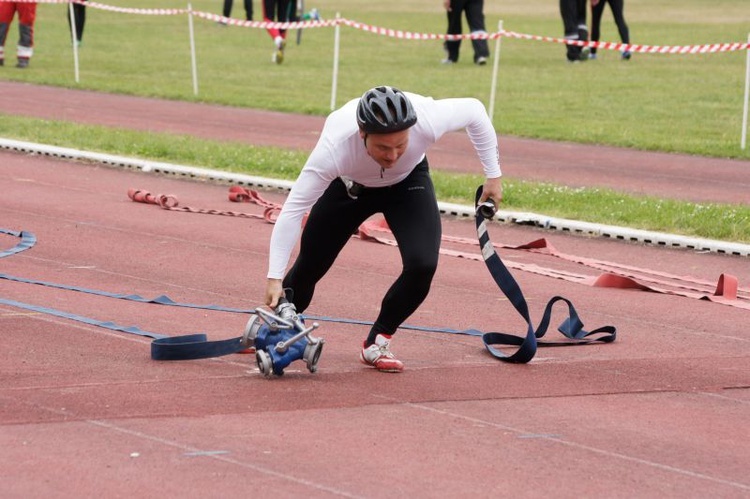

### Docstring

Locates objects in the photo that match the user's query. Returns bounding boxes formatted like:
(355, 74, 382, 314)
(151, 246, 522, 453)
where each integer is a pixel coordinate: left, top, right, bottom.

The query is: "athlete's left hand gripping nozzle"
(242, 298, 324, 377)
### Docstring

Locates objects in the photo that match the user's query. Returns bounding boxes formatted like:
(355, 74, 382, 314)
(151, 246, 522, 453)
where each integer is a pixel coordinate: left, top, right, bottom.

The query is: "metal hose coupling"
(242, 299, 324, 377)
(476, 199, 497, 219)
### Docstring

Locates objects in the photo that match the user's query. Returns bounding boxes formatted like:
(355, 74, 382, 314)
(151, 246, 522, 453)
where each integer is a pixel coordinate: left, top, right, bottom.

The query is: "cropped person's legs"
(590, 0, 605, 55)
(465, 0, 489, 63)
(16, 3, 36, 68)
(0, 2, 17, 65)
(444, 0, 465, 63)
(609, 0, 631, 59)
(560, 0, 582, 61)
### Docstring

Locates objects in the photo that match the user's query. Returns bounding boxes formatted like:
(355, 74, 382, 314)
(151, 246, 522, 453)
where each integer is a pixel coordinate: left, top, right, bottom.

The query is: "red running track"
(1, 84, 750, 497)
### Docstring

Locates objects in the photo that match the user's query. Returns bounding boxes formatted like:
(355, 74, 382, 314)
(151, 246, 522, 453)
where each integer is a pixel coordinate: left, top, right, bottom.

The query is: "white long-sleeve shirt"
(267, 93, 501, 279)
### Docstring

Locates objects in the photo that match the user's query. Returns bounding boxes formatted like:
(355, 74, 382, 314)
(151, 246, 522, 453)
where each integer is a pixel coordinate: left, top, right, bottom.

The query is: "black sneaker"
(16, 58, 29, 69)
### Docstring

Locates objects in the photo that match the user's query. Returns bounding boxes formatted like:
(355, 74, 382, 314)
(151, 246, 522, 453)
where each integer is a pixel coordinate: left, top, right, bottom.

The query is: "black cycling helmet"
(356, 86, 417, 134)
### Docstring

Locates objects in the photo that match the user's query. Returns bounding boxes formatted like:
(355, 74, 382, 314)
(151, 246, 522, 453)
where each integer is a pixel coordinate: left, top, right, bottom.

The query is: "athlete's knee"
(401, 255, 438, 288)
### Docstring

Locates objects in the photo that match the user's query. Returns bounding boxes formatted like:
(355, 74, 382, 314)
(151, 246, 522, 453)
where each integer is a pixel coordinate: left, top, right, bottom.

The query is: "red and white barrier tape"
(6, 0, 187, 15)
(191, 11, 336, 30)
(5, 0, 749, 54)
(501, 29, 750, 55)
(84, 1, 184, 15)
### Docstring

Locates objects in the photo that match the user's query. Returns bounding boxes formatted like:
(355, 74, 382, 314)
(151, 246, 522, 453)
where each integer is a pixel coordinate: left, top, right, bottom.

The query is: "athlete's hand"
(265, 278, 284, 308)
(444, 0, 451, 11)
(481, 176, 503, 207)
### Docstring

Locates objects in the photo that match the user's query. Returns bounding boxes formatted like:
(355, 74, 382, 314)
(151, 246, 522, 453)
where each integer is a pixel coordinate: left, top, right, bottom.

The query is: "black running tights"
(283, 159, 441, 341)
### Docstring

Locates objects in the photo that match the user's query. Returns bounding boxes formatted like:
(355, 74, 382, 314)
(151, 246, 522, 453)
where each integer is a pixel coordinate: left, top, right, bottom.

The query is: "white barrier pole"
(69, 1, 80, 83)
(187, 3, 199, 96)
(742, 33, 750, 150)
(330, 12, 341, 111)
(488, 20, 502, 121)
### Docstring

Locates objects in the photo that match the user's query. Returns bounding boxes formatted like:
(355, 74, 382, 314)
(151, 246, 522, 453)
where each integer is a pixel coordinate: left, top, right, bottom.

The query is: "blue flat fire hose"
(150, 333, 248, 360)
(471, 187, 616, 363)
(0, 228, 250, 360)
(2, 187, 615, 365)
(0, 229, 36, 258)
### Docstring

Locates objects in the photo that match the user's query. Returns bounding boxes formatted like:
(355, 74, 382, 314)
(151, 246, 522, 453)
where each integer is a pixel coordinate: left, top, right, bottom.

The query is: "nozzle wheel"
(256, 349, 274, 377)
(242, 314, 262, 348)
(303, 340, 324, 373)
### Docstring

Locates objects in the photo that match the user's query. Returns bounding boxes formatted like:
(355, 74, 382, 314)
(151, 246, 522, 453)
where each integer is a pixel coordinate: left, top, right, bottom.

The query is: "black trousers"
(67, 0, 86, 42)
(590, 0, 630, 54)
(559, 0, 588, 61)
(223, 0, 253, 20)
(283, 159, 441, 338)
(444, 0, 490, 63)
(262, 0, 295, 21)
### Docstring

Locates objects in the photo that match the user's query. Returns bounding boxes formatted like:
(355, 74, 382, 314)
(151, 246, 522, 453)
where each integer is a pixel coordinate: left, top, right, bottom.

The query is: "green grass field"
(3, 0, 749, 158)
(1, 0, 749, 242)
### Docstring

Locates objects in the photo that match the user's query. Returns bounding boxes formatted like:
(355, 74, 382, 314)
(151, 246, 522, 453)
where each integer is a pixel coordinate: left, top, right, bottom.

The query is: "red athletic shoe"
(360, 334, 404, 373)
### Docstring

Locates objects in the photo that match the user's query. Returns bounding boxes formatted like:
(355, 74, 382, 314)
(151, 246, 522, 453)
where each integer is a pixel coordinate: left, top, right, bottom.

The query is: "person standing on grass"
(559, 0, 590, 62)
(219, 0, 253, 24)
(0, 0, 37, 68)
(442, 0, 490, 65)
(589, 0, 631, 60)
(262, 0, 293, 64)
(264, 86, 503, 373)
(68, 0, 87, 47)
